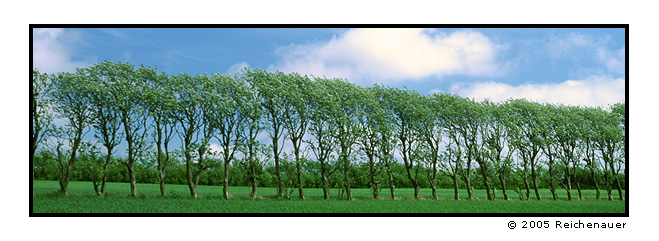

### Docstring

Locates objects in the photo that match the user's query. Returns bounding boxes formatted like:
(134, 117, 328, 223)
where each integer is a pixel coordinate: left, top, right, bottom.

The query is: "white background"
(4, 0, 654, 239)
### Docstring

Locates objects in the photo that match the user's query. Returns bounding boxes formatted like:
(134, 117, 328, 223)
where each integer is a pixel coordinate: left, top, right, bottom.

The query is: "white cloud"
(273, 28, 504, 84)
(32, 28, 92, 74)
(227, 61, 250, 75)
(451, 75, 624, 107)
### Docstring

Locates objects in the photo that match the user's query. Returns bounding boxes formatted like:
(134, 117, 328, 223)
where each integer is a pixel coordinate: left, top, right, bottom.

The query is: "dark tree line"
(31, 61, 626, 200)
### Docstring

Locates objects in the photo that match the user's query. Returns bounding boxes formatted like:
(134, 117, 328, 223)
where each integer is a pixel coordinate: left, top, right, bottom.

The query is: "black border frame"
(29, 24, 629, 217)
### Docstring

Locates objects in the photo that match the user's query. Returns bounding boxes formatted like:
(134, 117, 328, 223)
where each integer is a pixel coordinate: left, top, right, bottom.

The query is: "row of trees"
(31, 61, 626, 200)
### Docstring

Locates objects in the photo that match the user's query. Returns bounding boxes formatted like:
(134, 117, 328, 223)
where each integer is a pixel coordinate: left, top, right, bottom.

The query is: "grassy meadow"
(32, 180, 625, 214)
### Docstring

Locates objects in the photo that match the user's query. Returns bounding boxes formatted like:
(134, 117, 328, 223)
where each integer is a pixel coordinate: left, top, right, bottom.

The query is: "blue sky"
(33, 27, 626, 157)
(33, 27, 625, 108)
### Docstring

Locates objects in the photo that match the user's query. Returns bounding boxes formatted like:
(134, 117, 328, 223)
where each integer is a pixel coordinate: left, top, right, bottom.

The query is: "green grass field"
(32, 180, 625, 213)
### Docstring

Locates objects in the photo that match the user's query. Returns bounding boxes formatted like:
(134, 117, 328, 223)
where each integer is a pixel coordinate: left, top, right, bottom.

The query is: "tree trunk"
(386, 166, 395, 200)
(452, 174, 459, 200)
(576, 182, 583, 200)
(522, 162, 530, 200)
(129, 163, 137, 198)
(223, 160, 230, 199)
(294, 146, 304, 200)
(59, 163, 71, 196)
(565, 167, 573, 201)
(343, 148, 352, 200)
(548, 160, 557, 200)
(530, 161, 541, 200)
(250, 175, 257, 198)
(609, 162, 623, 200)
(186, 155, 197, 198)
(479, 164, 492, 201)
(369, 155, 379, 199)
(498, 174, 508, 200)
(273, 137, 283, 198)
(159, 171, 167, 197)
(322, 176, 329, 200)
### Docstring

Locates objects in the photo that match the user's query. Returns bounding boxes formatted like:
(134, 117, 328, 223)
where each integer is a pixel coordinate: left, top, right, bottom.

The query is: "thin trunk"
(368, 155, 379, 199)
(386, 165, 395, 200)
(128, 164, 137, 197)
(273, 139, 283, 198)
(322, 176, 329, 200)
(479, 161, 492, 201)
(530, 161, 541, 200)
(186, 153, 197, 198)
(250, 175, 257, 198)
(522, 161, 530, 200)
(343, 146, 352, 200)
(498, 175, 508, 200)
(294, 145, 304, 200)
(609, 161, 623, 200)
(223, 160, 230, 199)
(565, 166, 573, 201)
(430, 164, 438, 200)
(548, 158, 557, 200)
(452, 174, 460, 200)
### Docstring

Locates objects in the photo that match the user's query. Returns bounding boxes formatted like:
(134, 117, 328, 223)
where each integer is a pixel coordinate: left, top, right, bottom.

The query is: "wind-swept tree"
(245, 69, 287, 198)
(212, 73, 246, 199)
(388, 88, 424, 199)
(593, 102, 625, 200)
(537, 103, 560, 200)
(237, 78, 266, 198)
(579, 106, 603, 199)
(504, 99, 543, 200)
(307, 77, 339, 200)
(142, 66, 177, 197)
(116, 62, 150, 197)
(357, 86, 386, 199)
(85, 63, 125, 196)
(417, 94, 444, 200)
(50, 69, 94, 195)
(328, 78, 362, 200)
(372, 85, 398, 200)
(31, 69, 54, 181)
(171, 73, 204, 198)
(481, 100, 514, 200)
(281, 72, 312, 199)
(435, 93, 464, 200)
(553, 104, 584, 201)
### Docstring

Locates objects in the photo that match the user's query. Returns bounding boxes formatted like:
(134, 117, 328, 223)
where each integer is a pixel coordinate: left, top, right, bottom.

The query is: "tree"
(537, 103, 560, 200)
(435, 93, 464, 200)
(31, 69, 54, 181)
(142, 66, 177, 197)
(504, 99, 543, 200)
(372, 85, 398, 200)
(114, 62, 150, 197)
(281, 72, 312, 199)
(85, 62, 125, 196)
(328, 78, 362, 200)
(50, 69, 94, 195)
(553, 104, 584, 201)
(171, 73, 205, 198)
(388, 88, 424, 199)
(245, 69, 287, 198)
(212, 73, 246, 199)
(237, 77, 266, 198)
(417, 94, 444, 200)
(593, 103, 625, 200)
(481, 100, 514, 200)
(357, 86, 386, 199)
(307, 77, 340, 200)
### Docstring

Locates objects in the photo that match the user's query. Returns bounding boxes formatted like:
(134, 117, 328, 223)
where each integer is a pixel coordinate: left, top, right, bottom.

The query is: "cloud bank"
(273, 28, 504, 84)
(450, 75, 624, 107)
